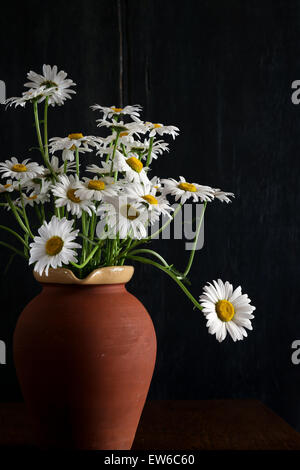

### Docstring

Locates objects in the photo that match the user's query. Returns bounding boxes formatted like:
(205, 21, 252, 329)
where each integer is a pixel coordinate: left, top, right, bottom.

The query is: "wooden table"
(0, 400, 300, 450)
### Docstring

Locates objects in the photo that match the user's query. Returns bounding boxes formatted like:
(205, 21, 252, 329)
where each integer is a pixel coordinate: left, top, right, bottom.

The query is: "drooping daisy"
(0, 157, 44, 181)
(17, 190, 50, 208)
(98, 196, 150, 240)
(145, 122, 179, 139)
(124, 181, 173, 218)
(49, 134, 102, 161)
(17, 180, 52, 207)
(162, 176, 214, 204)
(86, 151, 149, 183)
(51, 174, 95, 218)
(29, 216, 81, 276)
(75, 176, 118, 202)
(24, 65, 76, 106)
(0, 180, 19, 194)
(213, 188, 235, 203)
(4, 86, 56, 108)
(150, 176, 162, 192)
(91, 104, 142, 120)
(114, 151, 149, 183)
(199, 279, 255, 343)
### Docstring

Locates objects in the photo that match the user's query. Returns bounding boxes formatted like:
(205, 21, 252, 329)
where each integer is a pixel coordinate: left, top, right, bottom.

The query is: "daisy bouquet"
(1, 65, 255, 342)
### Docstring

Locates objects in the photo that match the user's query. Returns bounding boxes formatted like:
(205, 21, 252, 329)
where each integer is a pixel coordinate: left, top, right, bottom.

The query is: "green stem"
(18, 188, 34, 238)
(146, 136, 154, 167)
(110, 130, 121, 175)
(0, 240, 27, 259)
(33, 101, 56, 179)
(0, 225, 29, 248)
(70, 243, 101, 269)
(75, 147, 80, 177)
(127, 248, 170, 267)
(80, 212, 88, 263)
(5, 194, 32, 237)
(44, 96, 49, 162)
(183, 201, 207, 278)
(132, 203, 182, 250)
(126, 255, 203, 311)
(34, 205, 43, 224)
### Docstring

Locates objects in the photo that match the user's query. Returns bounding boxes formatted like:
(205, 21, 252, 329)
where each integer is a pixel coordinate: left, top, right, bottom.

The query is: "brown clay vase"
(13, 266, 157, 450)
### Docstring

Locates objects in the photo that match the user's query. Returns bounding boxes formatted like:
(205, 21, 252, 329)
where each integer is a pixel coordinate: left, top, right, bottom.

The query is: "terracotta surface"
(33, 265, 134, 285)
(13, 267, 157, 450)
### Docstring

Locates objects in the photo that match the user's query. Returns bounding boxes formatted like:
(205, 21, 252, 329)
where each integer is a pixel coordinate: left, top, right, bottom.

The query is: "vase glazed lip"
(33, 266, 134, 285)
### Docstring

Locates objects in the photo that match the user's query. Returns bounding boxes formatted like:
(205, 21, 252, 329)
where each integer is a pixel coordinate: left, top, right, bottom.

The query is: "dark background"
(1, 0, 300, 432)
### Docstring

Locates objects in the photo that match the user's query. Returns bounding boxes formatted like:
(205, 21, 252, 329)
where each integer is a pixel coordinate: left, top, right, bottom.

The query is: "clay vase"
(13, 266, 157, 450)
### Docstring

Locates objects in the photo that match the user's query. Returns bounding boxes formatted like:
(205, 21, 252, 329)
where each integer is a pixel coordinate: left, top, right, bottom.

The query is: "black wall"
(1, 0, 300, 432)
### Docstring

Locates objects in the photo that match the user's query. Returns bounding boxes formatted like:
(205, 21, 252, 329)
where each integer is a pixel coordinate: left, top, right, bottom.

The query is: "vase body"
(13, 267, 157, 450)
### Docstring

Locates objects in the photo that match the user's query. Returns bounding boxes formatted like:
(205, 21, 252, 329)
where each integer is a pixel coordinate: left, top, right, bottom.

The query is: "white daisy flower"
(96, 119, 147, 138)
(17, 189, 50, 208)
(98, 196, 149, 240)
(75, 176, 118, 202)
(86, 151, 149, 184)
(29, 216, 81, 276)
(42, 156, 76, 177)
(49, 133, 101, 161)
(199, 279, 256, 343)
(91, 104, 142, 120)
(4, 86, 56, 108)
(161, 176, 214, 204)
(18, 179, 52, 207)
(213, 188, 235, 203)
(0, 157, 44, 181)
(95, 133, 134, 156)
(114, 151, 149, 183)
(145, 122, 179, 139)
(24, 65, 76, 106)
(51, 174, 95, 218)
(124, 139, 169, 164)
(0, 179, 19, 193)
(150, 176, 162, 192)
(124, 180, 173, 218)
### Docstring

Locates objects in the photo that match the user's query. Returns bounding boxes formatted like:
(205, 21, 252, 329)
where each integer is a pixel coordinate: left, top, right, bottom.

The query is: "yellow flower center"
(126, 157, 143, 173)
(12, 164, 27, 173)
(70, 145, 77, 151)
(45, 236, 64, 256)
(27, 195, 38, 200)
(121, 204, 140, 220)
(111, 107, 123, 113)
(67, 188, 81, 203)
(4, 184, 11, 189)
(178, 182, 197, 192)
(68, 133, 84, 140)
(142, 194, 158, 205)
(216, 300, 235, 322)
(88, 180, 106, 191)
(153, 123, 162, 128)
(120, 131, 129, 137)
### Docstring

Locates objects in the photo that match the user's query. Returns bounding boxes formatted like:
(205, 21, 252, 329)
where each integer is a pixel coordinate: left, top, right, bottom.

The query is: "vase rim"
(33, 266, 134, 285)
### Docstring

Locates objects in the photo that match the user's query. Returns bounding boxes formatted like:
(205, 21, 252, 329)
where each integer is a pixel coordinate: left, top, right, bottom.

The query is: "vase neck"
(41, 283, 128, 294)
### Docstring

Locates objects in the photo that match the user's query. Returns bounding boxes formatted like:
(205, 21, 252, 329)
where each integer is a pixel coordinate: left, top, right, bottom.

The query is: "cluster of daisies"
(1, 65, 255, 342)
